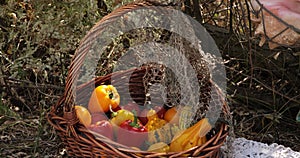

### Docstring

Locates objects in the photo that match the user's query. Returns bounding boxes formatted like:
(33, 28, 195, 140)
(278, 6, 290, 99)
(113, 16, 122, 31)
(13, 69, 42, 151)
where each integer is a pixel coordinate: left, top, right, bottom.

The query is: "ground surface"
(0, 0, 299, 157)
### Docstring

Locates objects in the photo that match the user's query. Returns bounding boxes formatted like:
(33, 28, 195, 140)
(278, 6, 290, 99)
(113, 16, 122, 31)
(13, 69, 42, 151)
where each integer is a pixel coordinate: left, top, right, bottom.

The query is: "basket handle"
(62, 1, 178, 112)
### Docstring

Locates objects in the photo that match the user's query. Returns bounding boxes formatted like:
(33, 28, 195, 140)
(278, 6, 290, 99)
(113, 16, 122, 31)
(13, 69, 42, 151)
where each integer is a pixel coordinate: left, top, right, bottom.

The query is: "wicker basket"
(48, 1, 230, 157)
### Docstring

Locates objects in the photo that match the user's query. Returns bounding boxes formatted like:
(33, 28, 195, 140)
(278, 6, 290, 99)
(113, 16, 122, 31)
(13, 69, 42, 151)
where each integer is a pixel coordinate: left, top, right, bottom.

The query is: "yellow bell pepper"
(88, 85, 120, 113)
(110, 109, 135, 126)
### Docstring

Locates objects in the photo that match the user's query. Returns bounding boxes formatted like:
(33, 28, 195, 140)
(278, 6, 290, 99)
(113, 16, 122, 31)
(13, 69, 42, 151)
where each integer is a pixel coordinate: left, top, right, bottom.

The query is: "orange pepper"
(88, 85, 120, 113)
(164, 107, 179, 124)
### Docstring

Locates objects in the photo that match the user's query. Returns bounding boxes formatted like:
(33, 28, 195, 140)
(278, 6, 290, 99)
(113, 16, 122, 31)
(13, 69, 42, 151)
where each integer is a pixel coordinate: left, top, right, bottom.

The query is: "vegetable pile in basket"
(75, 85, 212, 153)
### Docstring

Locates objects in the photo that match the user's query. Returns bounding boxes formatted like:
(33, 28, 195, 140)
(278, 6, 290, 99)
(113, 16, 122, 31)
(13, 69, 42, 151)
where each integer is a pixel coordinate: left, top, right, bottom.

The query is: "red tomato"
(138, 108, 149, 125)
(153, 105, 167, 119)
(88, 120, 113, 140)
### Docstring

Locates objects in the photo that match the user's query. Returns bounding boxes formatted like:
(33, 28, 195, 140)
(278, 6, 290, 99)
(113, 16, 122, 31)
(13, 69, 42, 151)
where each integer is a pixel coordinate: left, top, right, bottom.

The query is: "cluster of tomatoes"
(75, 85, 178, 150)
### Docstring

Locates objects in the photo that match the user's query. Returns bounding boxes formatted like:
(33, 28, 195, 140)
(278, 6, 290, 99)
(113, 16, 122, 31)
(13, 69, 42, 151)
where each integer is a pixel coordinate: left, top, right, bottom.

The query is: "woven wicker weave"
(48, 1, 230, 157)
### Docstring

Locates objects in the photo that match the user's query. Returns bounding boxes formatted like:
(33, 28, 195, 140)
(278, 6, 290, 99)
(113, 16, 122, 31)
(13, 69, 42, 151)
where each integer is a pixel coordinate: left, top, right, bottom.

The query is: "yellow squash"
(169, 118, 211, 152)
(147, 123, 181, 145)
(146, 109, 182, 145)
(145, 109, 167, 131)
(147, 142, 170, 153)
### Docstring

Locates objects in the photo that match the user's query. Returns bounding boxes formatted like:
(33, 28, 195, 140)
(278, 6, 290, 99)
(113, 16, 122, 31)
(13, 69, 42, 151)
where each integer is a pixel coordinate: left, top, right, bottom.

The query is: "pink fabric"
(251, 0, 300, 49)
